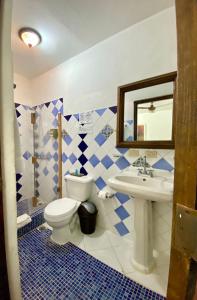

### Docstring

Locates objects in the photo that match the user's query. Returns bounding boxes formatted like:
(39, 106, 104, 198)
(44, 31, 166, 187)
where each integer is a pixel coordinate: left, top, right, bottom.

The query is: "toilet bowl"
(44, 197, 80, 244)
(44, 174, 93, 244)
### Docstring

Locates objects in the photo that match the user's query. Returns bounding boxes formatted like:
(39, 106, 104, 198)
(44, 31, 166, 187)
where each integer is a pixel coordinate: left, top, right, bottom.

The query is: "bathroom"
(0, 0, 197, 299)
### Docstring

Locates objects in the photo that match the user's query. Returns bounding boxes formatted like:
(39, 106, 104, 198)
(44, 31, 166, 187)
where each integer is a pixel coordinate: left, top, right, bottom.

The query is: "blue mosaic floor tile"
(17, 199, 29, 216)
(17, 203, 45, 237)
(18, 229, 165, 300)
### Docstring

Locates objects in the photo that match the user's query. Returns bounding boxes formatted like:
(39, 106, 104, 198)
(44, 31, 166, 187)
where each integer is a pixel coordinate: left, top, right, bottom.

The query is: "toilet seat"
(44, 197, 77, 222)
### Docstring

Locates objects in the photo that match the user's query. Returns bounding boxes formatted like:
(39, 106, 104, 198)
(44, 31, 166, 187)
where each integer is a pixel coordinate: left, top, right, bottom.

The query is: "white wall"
(14, 73, 32, 105)
(29, 7, 177, 114)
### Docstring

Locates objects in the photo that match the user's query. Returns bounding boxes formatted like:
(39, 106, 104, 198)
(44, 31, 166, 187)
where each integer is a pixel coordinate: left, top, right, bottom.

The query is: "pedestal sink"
(108, 168, 173, 274)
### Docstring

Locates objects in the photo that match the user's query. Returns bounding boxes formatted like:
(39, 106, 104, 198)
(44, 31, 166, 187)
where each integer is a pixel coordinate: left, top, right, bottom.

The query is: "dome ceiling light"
(18, 27, 42, 48)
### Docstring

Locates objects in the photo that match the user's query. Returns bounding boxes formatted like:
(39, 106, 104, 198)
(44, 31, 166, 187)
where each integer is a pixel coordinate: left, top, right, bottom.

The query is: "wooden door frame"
(0, 0, 11, 298)
(167, 0, 197, 299)
(0, 150, 10, 299)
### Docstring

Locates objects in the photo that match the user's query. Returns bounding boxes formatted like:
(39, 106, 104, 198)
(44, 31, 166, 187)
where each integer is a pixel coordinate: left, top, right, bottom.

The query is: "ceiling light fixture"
(18, 27, 41, 48)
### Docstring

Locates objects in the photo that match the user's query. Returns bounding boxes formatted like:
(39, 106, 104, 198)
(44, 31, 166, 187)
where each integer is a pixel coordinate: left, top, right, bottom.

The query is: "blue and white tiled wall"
(33, 99, 63, 203)
(61, 106, 174, 256)
(15, 103, 34, 202)
(15, 99, 63, 211)
(15, 98, 173, 255)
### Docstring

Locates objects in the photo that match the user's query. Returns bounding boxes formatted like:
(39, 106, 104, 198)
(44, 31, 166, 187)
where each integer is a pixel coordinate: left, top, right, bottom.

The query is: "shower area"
(15, 99, 64, 230)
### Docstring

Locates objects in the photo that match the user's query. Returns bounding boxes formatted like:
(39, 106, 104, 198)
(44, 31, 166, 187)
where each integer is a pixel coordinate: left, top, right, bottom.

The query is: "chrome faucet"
(133, 156, 154, 177)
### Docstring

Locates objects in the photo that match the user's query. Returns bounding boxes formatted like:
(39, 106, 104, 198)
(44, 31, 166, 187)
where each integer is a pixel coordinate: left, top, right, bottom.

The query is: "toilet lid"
(44, 197, 77, 222)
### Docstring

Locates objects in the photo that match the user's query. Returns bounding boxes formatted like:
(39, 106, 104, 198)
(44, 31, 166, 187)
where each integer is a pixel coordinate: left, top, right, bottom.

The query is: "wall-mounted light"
(18, 27, 41, 48)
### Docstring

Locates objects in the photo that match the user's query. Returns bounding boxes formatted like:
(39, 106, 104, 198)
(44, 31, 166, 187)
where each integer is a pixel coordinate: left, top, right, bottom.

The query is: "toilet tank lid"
(65, 174, 93, 183)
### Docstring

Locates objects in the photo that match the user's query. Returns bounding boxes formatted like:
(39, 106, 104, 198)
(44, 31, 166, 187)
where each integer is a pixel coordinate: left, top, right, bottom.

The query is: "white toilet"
(44, 174, 93, 244)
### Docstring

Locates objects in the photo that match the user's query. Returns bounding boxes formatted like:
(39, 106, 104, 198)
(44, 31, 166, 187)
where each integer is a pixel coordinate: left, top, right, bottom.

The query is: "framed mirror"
(117, 72, 177, 148)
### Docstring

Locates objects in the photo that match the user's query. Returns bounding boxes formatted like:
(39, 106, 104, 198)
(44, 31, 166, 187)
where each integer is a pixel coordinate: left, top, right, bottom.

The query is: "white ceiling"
(12, 0, 174, 79)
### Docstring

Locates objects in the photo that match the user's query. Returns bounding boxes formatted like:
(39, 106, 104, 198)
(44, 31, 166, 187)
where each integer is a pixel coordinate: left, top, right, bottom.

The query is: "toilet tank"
(65, 174, 93, 202)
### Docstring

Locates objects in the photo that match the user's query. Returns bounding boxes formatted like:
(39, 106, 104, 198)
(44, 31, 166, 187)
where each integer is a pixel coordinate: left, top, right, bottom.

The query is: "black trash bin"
(78, 201, 98, 234)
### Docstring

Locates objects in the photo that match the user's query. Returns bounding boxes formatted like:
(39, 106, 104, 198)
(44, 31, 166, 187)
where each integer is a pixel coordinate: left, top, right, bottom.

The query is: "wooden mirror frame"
(116, 71, 177, 149)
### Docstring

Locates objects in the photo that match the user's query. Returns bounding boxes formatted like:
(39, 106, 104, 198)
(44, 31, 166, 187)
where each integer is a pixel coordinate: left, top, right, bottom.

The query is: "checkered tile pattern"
(15, 99, 63, 208)
(16, 173, 23, 201)
(15, 97, 64, 241)
(33, 98, 63, 204)
(15, 103, 34, 202)
(16, 99, 174, 259)
(62, 105, 174, 256)
(18, 229, 165, 300)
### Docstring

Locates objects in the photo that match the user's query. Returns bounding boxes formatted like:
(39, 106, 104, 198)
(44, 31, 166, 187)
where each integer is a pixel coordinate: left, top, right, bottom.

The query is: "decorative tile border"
(16, 173, 23, 201)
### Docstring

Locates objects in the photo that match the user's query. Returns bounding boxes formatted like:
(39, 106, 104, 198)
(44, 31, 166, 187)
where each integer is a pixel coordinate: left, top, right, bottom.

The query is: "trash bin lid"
(78, 201, 98, 215)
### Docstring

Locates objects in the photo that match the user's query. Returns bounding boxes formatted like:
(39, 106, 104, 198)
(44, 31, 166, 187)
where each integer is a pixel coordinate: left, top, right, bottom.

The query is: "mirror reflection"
(123, 82, 174, 142)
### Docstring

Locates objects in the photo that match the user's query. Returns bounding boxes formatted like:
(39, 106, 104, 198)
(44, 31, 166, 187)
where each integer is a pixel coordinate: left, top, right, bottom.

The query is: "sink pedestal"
(132, 198, 155, 274)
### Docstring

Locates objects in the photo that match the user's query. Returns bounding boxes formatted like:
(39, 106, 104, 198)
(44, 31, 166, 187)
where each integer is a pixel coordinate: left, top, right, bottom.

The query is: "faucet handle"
(143, 156, 151, 168)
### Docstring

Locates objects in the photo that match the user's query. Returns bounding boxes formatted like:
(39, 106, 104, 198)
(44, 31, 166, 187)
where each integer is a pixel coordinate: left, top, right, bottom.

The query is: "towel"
(17, 213, 31, 229)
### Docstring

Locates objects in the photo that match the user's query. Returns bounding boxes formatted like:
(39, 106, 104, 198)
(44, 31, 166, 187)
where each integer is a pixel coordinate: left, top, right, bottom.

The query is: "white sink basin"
(108, 168, 174, 274)
(108, 170, 173, 202)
